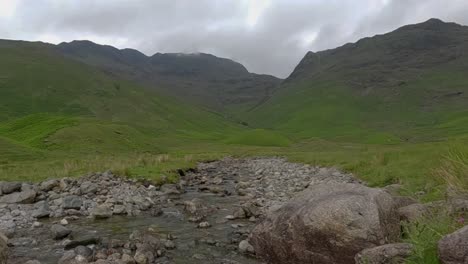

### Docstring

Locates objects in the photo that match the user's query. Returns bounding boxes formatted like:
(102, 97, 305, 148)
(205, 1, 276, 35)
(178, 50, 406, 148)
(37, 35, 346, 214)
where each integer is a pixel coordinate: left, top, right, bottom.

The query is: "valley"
(1, 18, 468, 264)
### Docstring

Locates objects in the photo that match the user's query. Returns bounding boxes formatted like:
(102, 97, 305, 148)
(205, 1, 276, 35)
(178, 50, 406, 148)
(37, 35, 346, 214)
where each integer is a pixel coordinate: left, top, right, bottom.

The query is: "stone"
(438, 225, 468, 264)
(1, 182, 22, 194)
(80, 181, 98, 194)
(121, 254, 135, 264)
(197, 221, 211, 228)
(0, 189, 36, 204)
(74, 245, 93, 258)
(164, 240, 176, 250)
(62, 195, 82, 210)
(355, 243, 414, 264)
(250, 182, 400, 264)
(24, 261, 42, 264)
(239, 240, 255, 254)
(32, 221, 43, 228)
(60, 219, 69, 225)
(40, 179, 59, 192)
(91, 204, 113, 219)
(233, 207, 247, 219)
(113, 204, 126, 215)
(51, 224, 72, 240)
(58, 250, 76, 264)
(398, 203, 429, 222)
(32, 201, 50, 218)
(0, 232, 8, 264)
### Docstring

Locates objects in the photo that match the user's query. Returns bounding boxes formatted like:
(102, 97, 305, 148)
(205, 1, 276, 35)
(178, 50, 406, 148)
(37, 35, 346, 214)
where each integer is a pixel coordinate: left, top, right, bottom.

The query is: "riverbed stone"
(40, 179, 59, 192)
(32, 201, 50, 218)
(62, 195, 82, 210)
(91, 204, 113, 219)
(0, 189, 36, 204)
(1, 182, 22, 195)
(51, 224, 71, 240)
(251, 182, 399, 264)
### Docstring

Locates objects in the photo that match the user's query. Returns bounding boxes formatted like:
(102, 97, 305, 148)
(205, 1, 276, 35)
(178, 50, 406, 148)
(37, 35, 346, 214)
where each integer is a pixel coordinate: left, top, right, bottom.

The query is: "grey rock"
(355, 243, 414, 264)
(74, 245, 93, 258)
(32, 201, 50, 218)
(58, 250, 76, 264)
(438, 225, 468, 264)
(62, 195, 82, 210)
(25, 260, 42, 264)
(51, 224, 72, 240)
(1, 182, 22, 195)
(398, 203, 429, 222)
(164, 240, 176, 250)
(250, 182, 399, 264)
(80, 181, 98, 194)
(40, 179, 59, 192)
(121, 253, 135, 264)
(238, 240, 255, 254)
(0, 189, 36, 204)
(91, 204, 113, 219)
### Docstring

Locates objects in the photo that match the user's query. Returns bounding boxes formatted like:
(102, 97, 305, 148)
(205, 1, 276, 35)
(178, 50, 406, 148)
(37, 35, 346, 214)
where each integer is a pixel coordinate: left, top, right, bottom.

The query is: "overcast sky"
(1, 0, 468, 78)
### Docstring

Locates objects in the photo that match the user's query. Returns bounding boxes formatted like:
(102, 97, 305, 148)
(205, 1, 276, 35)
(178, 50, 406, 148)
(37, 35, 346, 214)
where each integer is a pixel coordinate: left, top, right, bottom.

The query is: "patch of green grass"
(224, 129, 292, 147)
(403, 212, 461, 264)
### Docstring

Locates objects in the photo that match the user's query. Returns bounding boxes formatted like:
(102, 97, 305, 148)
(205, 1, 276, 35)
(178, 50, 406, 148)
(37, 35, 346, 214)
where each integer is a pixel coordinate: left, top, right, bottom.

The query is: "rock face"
(438, 225, 468, 264)
(250, 182, 399, 264)
(0, 232, 7, 264)
(355, 243, 414, 264)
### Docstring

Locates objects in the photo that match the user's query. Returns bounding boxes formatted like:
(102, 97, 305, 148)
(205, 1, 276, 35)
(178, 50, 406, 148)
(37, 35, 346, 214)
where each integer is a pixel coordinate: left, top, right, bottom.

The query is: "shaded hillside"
(57, 41, 281, 111)
(250, 19, 468, 142)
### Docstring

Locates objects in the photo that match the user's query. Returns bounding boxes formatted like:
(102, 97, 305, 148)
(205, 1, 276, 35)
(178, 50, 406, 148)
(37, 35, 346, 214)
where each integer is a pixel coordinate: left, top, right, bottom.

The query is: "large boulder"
(438, 225, 468, 264)
(0, 189, 36, 204)
(250, 182, 400, 264)
(355, 243, 414, 264)
(0, 232, 7, 264)
(51, 224, 72, 240)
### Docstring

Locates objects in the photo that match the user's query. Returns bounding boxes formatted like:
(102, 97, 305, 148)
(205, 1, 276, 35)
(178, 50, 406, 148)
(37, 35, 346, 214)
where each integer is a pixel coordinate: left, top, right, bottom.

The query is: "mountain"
(249, 18, 468, 143)
(57, 41, 281, 112)
(0, 39, 242, 155)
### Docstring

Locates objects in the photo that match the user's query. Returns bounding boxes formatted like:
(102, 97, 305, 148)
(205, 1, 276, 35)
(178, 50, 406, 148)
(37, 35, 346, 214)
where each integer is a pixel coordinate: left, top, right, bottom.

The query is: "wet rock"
(0, 182, 22, 195)
(238, 240, 255, 254)
(62, 195, 82, 210)
(64, 236, 100, 250)
(438, 225, 468, 264)
(0, 189, 36, 204)
(250, 182, 399, 264)
(51, 224, 72, 240)
(74, 245, 93, 259)
(91, 204, 113, 219)
(0, 232, 7, 264)
(58, 250, 76, 264)
(355, 243, 414, 264)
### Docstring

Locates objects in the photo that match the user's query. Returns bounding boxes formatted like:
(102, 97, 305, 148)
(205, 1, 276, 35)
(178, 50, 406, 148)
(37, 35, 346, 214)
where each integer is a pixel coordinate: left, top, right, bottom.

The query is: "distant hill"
(57, 41, 281, 112)
(249, 19, 468, 143)
(0, 39, 241, 155)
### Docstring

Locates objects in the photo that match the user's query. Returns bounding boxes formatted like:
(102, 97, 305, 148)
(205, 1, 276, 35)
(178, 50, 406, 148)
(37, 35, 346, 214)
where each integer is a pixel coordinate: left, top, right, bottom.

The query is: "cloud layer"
(1, 0, 468, 77)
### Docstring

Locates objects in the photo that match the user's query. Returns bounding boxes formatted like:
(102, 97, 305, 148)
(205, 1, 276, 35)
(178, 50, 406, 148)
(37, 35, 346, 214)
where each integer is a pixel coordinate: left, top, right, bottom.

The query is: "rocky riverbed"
(0, 157, 358, 264)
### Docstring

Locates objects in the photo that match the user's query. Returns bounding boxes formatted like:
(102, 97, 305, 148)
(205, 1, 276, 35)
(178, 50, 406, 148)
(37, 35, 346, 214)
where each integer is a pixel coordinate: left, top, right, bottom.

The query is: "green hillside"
(248, 19, 468, 144)
(0, 39, 243, 158)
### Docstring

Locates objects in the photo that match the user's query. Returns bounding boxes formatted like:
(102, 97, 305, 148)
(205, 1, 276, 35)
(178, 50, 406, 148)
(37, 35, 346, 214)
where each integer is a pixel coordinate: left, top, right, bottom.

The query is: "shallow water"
(10, 183, 262, 263)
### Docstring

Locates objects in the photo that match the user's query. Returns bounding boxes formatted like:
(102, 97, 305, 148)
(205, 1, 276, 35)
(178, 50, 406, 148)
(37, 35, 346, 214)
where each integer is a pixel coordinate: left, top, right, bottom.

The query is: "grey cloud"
(2, 0, 468, 77)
